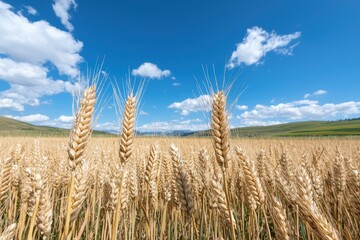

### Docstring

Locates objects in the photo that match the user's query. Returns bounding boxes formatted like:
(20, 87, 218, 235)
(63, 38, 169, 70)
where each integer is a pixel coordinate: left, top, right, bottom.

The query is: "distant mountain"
(0, 116, 115, 137)
(189, 119, 360, 137)
(137, 130, 194, 137)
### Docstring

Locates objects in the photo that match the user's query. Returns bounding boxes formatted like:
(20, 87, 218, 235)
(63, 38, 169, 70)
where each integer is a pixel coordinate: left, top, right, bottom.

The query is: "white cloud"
(137, 120, 208, 132)
(0, 2, 83, 111)
(139, 110, 148, 115)
(239, 100, 360, 122)
(0, 58, 48, 86)
(236, 119, 285, 127)
(227, 26, 301, 68)
(0, 2, 83, 77)
(132, 62, 171, 79)
(0, 98, 24, 111)
(304, 89, 327, 98)
(314, 90, 327, 95)
(34, 114, 75, 129)
(0, 58, 79, 111)
(57, 115, 73, 123)
(25, 6, 37, 15)
(101, 120, 205, 134)
(236, 105, 248, 110)
(5, 114, 49, 122)
(172, 82, 181, 86)
(178, 118, 202, 124)
(168, 95, 212, 116)
(52, 0, 77, 31)
(303, 93, 311, 99)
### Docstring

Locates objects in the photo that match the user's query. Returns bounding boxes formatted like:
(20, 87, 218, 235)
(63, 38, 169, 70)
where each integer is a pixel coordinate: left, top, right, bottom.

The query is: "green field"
(0, 116, 114, 137)
(191, 119, 360, 137)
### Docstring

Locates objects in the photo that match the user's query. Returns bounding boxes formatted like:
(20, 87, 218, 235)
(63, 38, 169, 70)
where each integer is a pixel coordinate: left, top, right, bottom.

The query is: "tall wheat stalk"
(63, 85, 96, 239)
(211, 91, 236, 239)
(112, 94, 136, 240)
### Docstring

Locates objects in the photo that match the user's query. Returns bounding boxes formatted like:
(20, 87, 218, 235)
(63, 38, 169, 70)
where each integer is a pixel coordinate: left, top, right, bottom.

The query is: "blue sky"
(0, 0, 359, 132)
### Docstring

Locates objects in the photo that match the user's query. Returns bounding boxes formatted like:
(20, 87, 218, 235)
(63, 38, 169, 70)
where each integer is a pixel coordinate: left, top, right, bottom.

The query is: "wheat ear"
(270, 196, 290, 240)
(210, 177, 236, 227)
(0, 157, 13, 202)
(68, 85, 96, 171)
(211, 91, 230, 169)
(169, 143, 181, 207)
(297, 166, 339, 240)
(168, 144, 195, 216)
(112, 94, 136, 240)
(64, 85, 96, 239)
(36, 184, 53, 236)
(70, 160, 90, 223)
(119, 94, 136, 166)
(235, 146, 265, 210)
(0, 223, 17, 240)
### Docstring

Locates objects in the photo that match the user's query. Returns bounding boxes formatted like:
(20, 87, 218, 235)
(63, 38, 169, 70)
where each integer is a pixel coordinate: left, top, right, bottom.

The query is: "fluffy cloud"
(0, 2, 83, 77)
(57, 115, 74, 123)
(227, 27, 301, 68)
(132, 62, 171, 79)
(5, 114, 49, 122)
(168, 95, 212, 116)
(0, 99, 24, 111)
(52, 0, 77, 31)
(236, 105, 248, 110)
(0, 1, 83, 111)
(239, 100, 360, 122)
(0, 58, 49, 86)
(25, 6, 37, 15)
(304, 89, 327, 98)
(0, 58, 80, 111)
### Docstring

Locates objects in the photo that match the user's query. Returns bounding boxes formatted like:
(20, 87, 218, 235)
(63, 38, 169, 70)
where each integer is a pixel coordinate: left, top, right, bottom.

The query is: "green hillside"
(0, 116, 114, 137)
(191, 119, 360, 137)
(2, 116, 360, 138)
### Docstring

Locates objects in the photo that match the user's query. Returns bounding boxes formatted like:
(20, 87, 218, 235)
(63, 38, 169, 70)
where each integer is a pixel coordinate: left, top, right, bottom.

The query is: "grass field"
(0, 116, 114, 137)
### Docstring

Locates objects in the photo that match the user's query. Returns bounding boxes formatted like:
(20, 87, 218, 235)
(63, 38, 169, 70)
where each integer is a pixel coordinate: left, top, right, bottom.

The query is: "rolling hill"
(190, 119, 360, 137)
(1, 116, 360, 138)
(0, 116, 114, 137)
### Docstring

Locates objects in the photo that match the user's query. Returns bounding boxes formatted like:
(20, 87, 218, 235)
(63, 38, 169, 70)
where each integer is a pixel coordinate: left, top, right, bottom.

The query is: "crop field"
(0, 86, 359, 240)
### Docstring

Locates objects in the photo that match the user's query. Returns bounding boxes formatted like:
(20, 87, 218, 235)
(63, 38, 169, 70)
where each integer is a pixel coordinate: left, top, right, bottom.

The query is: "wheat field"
(0, 85, 359, 239)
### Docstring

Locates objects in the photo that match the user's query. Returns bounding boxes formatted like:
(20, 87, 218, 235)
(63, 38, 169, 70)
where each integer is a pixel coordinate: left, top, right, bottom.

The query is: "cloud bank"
(0, 1, 83, 111)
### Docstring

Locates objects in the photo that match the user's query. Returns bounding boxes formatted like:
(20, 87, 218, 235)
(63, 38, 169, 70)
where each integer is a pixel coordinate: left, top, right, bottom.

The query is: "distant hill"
(190, 119, 360, 137)
(2, 116, 360, 138)
(137, 130, 194, 137)
(0, 116, 115, 137)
